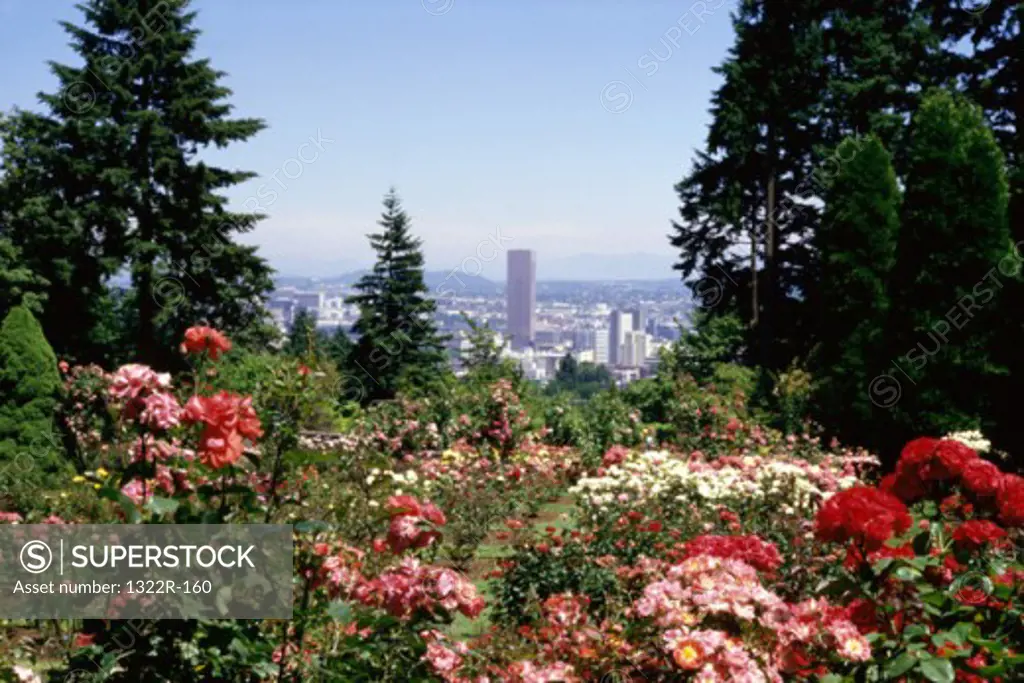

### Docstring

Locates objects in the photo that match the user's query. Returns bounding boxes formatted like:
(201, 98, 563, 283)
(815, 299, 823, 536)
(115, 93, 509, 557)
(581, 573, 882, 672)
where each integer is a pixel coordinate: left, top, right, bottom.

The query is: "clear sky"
(0, 0, 737, 279)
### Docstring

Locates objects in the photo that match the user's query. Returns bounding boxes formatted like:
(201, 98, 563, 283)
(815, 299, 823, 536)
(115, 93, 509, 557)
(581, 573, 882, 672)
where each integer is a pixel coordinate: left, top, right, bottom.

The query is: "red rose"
(815, 487, 912, 551)
(180, 325, 232, 360)
(961, 459, 1003, 498)
(932, 439, 978, 480)
(997, 475, 1024, 527)
(952, 520, 1007, 551)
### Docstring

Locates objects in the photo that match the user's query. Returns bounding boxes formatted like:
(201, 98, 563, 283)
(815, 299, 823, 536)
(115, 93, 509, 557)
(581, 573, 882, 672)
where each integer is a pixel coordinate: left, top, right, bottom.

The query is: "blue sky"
(0, 0, 737, 279)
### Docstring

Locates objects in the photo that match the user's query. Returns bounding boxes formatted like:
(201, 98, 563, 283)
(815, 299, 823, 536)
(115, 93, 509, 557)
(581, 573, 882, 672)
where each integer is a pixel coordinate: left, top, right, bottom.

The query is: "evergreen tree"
(324, 325, 353, 372)
(1, 0, 273, 367)
(346, 190, 447, 404)
(886, 90, 1010, 454)
(811, 135, 900, 449)
(927, 1, 1022, 457)
(460, 315, 511, 382)
(285, 308, 319, 359)
(0, 306, 64, 498)
(671, 0, 941, 373)
(0, 238, 46, 318)
(0, 111, 121, 364)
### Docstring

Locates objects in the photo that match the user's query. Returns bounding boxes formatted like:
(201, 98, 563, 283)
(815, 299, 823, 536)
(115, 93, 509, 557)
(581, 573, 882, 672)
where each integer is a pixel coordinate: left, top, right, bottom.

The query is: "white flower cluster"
(569, 451, 860, 520)
(944, 430, 991, 453)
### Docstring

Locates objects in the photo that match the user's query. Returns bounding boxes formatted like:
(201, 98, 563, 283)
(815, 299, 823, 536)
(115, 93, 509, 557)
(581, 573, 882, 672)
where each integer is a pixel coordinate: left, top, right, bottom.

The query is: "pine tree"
(671, 0, 942, 374)
(927, 1, 1022, 457)
(324, 325, 353, 373)
(0, 306, 64, 495)
(886, 90, 1010, 452)
(285, 308, 319, 359)
(0, 238, 46, 318)
(811, 135, 900, 448)
(2, 0, 273, 367)
(346, 190, 447, 404)
(0, 111, 121, 364)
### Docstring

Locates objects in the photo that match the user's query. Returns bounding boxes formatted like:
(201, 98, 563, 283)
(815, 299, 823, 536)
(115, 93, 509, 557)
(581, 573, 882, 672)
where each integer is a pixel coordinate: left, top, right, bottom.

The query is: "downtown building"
(506, 249, 536, 350)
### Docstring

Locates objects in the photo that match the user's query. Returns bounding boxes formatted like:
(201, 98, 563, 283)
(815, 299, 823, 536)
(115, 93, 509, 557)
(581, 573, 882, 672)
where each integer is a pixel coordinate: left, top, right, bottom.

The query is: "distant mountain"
(273, 270, 502, 296)
(537, 253, 677, 281)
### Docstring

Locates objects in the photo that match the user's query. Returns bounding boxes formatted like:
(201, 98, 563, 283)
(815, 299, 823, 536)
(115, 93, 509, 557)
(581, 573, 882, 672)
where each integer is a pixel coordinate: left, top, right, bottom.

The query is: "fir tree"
(2, 0, 273, 367)
(811, 135, 900, 449)
(0, 238, 46, 318)
(886, 90, 1010, 453)
(0, 306, 64, 496)
(285, 308, 319, 359)
(346, 190, 447, 404)
(324, 325, 353, 373)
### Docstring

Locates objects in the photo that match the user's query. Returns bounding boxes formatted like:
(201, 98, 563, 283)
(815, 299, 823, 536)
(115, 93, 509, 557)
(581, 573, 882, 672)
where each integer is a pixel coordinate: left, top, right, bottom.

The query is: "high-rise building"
(608, 310, 632, 365)
(622, 329, 649, 367)
(630, 307, 648, 335)
(507, 250, 536, 350)
(594, 327, 610, 365)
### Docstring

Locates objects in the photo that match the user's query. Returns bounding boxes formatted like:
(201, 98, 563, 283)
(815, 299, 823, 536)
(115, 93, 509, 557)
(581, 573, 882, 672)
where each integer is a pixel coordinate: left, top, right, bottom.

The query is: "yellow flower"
(72, 475, 85, 483)
(96, 468, 109, 478)
(92, 483, 101, 490)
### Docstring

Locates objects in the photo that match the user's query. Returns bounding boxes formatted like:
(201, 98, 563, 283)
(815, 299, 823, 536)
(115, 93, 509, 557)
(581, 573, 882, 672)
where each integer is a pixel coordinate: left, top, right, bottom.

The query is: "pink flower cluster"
(384, 495, 446, 553)
(352, 557, 484, 621)
(632, 545, 870, 680)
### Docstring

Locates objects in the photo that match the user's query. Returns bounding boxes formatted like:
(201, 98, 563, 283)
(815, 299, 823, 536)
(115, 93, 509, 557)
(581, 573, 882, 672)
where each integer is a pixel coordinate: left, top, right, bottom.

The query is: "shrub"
(0, 305, 64, 502)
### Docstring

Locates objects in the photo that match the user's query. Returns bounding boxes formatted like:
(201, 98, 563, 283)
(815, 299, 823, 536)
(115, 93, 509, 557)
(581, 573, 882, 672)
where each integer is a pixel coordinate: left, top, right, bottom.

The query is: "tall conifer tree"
(1, 0, 273, 366)
(346, 190, 446, 404)
(812, 135, 900, 449)
(886, 90, 1009, 452)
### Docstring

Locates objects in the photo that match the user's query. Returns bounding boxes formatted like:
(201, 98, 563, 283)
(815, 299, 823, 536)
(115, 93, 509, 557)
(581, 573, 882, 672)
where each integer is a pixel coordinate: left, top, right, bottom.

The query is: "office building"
(507, 250, 536, 350)
(608, 310, 632, 366)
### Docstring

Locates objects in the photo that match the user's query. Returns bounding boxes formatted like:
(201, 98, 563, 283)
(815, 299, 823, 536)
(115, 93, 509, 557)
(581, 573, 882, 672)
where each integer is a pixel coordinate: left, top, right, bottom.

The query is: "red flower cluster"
(183, 391, 263, 469)
(180, 325, 232, 360)
(881, 437, 1023, 528)
(678, 534, 783, 574)
(952, 520, 1007, 551)
(385, 495, 446, 553)
(815, 487, 912, 551)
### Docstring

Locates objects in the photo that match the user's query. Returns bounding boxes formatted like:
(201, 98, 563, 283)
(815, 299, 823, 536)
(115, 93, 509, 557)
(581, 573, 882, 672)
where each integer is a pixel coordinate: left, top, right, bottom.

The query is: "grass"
(446, 494, 579, 640)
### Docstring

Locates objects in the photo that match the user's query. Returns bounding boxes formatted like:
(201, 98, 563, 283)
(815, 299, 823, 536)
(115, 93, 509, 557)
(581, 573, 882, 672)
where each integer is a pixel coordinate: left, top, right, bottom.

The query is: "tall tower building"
(507, 250, 536, 350)
(608, 310, 632, 366)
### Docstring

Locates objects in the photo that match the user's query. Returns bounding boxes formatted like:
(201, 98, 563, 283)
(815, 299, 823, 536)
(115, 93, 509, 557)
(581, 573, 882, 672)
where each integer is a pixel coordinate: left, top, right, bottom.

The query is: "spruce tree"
(285, 308, 319, 359)
(886, 90, 1010, 452)
(811, 135, 900, 449)
(2, 0, 273, 367)
(324, 326, 353, 373)
(346, 190, 447, 404)
(0, 306, 64, 495)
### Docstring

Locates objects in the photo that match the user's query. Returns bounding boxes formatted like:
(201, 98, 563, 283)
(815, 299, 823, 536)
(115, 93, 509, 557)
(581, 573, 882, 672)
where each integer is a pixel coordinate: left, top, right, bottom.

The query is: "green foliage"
(285, 308, 320, 359)
(661, 311, 747, 385)
(0, 237, 46, 318)
(812, 134, 900, 447)
(0, 306, 64, 503)
(347, 190, 448, 404)
(886, 90, 1011, 453)
(545, 353, 613, 399)
(460, 314, 518, 384)
(1, 0, 274, 368)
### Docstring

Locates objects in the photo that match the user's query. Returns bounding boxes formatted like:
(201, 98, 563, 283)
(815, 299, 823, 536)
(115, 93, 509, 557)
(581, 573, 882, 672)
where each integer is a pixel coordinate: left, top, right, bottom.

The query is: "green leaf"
(98, 486, 141, 523)
(919, 658, 955, 683)
(294, 520, 332, 534)
(145, 496, 180, 517)
(884, 652, 917, 678)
